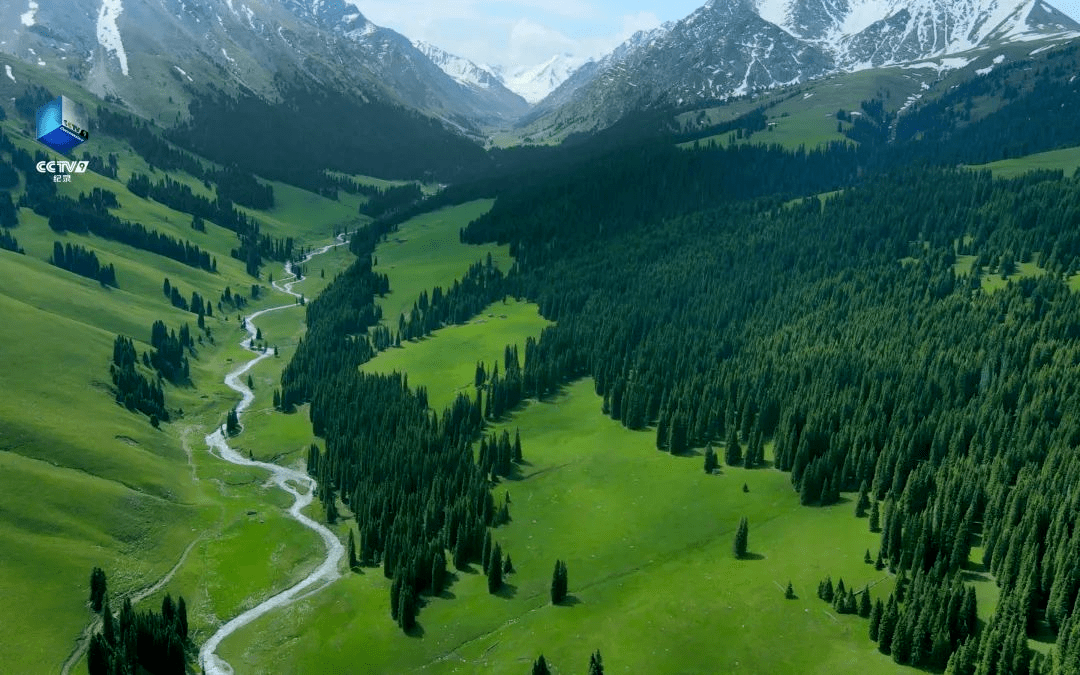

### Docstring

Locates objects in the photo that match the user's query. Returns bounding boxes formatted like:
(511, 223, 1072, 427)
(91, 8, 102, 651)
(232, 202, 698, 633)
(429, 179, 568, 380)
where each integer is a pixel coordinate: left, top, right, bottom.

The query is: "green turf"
(371, 199, 510, 326)
(214, 379, 925, 675)
(966, 145, 1080, 179)
(361, 299, 552, 412)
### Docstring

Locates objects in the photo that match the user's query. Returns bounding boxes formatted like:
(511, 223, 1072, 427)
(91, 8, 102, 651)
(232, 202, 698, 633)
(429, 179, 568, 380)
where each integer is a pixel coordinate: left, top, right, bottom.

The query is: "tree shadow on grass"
(738, 552, 766, 561)
(404, 622, 426, 639)
(555, 594, 582, 607)
(494, 583, 517, 599)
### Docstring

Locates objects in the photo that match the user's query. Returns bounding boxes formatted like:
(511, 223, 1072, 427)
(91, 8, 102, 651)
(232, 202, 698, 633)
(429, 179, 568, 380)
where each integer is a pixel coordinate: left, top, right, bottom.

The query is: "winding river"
(199, 235, 348, 675)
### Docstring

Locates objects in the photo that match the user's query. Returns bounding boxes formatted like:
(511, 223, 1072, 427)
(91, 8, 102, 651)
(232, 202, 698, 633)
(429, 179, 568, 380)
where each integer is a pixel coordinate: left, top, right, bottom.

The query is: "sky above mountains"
(353, 0, 1080, 72)
(351, 0, 701, 70)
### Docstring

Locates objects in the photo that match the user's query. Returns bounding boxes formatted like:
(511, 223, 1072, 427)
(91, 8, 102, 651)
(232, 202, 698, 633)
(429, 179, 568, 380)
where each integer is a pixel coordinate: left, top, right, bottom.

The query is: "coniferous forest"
(276, 48, 1080, 670)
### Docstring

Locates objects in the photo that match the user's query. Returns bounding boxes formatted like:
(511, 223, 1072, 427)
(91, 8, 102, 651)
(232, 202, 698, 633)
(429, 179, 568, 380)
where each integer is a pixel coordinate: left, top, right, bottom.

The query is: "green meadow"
(371, 199, 510, 326)
(967, 145, 1080, 179)
(362, 299, 551, 412)
(216, 378, 924, 675)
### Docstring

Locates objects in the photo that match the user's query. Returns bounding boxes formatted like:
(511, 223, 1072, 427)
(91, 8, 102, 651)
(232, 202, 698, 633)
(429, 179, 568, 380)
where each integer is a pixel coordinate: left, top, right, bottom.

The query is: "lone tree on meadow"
(89, 567, 108, 612)
(551, 560, 568, 604)
(532, 654, 551, 675)
(733, 516, 749, 558)
(589, 649, 605, 675)
(785, 581, 796, 599)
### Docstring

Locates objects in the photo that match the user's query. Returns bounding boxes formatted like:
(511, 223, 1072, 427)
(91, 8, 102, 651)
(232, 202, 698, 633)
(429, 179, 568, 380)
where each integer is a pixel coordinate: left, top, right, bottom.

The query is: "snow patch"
(20, 1, 38, 27)
(4, 65, 14, 82)
(96, 0, 129, 77)
(174, 65, 193, 82)
(221, 48, 235, 64)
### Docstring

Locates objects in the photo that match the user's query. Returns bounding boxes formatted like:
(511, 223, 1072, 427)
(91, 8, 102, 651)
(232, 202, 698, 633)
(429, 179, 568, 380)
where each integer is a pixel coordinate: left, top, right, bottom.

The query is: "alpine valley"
(3, 1, 1080, 674)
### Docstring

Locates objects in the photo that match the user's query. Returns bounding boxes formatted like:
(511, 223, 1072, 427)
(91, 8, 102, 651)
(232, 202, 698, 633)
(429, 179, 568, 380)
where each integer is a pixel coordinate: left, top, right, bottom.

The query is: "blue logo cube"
(37, 95, 89, 155)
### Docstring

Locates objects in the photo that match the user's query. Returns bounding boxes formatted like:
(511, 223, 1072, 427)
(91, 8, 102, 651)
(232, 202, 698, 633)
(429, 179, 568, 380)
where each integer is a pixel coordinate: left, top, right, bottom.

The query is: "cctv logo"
(36, 161, 90, 174)
(36, 95, 90, 155)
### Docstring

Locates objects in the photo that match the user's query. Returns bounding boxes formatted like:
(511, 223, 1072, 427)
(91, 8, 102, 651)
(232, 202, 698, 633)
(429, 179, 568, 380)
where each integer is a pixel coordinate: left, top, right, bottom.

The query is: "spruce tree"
(785, 581, 796, 599)
(869, 500, 880, 532)
(551, 560, 568, 604)
(431, 550, 447, 595)
(89, 567, 107, 612)
(488, 543, 503, 593)
(177, 595, 189, 641)
(482, 530, 493, 573)
(855, 480, 870, 517)
(503, 553, 514, 575)
(733, 516, 749, 558)
(532, 654, 550, 675)
(859, 587, 872, 617)
(869, 598, 883, 641)
(348, 529, 358, 569)
(725, 426, 742, 466)
(589, 650, 604, 675)
(704, 444, 718, 473)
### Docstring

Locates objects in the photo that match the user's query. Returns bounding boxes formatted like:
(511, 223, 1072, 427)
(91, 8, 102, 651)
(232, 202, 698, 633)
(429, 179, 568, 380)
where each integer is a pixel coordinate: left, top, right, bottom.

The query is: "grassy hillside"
(967, 145, 1080, 179)
(370, 199, 510, 327)
(0, 95, 369, 672)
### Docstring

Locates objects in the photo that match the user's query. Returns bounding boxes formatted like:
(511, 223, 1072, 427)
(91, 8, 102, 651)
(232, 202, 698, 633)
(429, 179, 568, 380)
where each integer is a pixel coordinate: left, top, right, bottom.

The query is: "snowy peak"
(747, 0, 1080, 61)
(519, 0, 1079, 140)
(501, 54, 590, 104)
(413, 41, 501, 91)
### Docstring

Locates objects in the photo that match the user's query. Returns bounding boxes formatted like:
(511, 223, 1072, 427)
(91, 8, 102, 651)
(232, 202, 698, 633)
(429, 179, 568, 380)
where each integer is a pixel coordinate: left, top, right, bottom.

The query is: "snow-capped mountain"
(413, 40, 529, 116)
(0, 0, 527, 127)
(412, 41, 586, 106)
(521, 0, 1080, 138)
(497, 54, 591, 104)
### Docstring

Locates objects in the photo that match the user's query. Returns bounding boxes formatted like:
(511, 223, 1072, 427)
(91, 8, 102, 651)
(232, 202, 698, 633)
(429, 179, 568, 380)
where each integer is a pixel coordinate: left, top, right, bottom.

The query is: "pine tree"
(855, 480, 870, 517)
(551, 560, 568, 604)
(488, 543, 503, 593)
(704, 444, 718, 473)
(589, 649, 604, 675)
(864, 548, 873, 564)
(482, 530, 493, 573)
(89, 566, 108, 612)
(869, 499, 880, 532)
(503, 553, 514, 575)
(859, 587, 872, 617)
(348, 529, 358, 569)
(431, 550, 447, 594)
(878, 596, 899, 654)
(725, 426, 742, 466)
(532, 654, 551, 675)
(869, 598, 884, 641)
(177, 595, 189, 641)
(226, 407, 240, 435)
(733, 516, 749, 559)
(785, 581, 796, 599)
